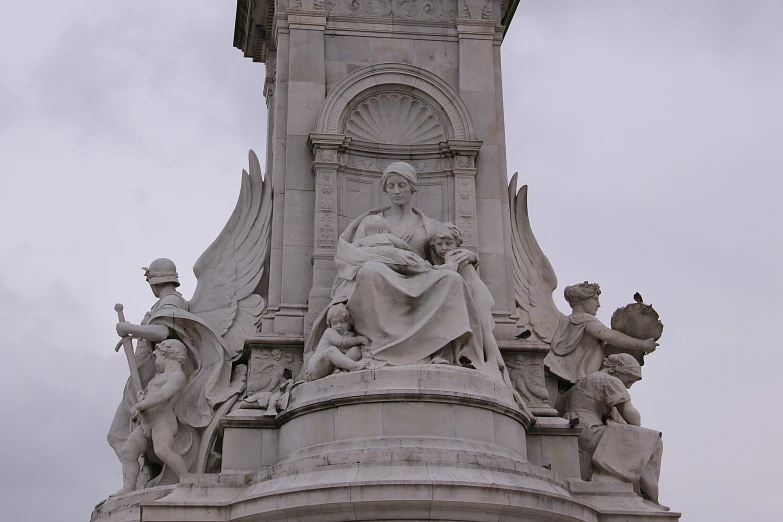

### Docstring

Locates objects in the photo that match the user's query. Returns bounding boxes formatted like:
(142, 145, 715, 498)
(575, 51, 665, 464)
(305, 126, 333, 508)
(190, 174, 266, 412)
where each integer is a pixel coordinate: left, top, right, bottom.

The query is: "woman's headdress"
(381, 162, 418, 192)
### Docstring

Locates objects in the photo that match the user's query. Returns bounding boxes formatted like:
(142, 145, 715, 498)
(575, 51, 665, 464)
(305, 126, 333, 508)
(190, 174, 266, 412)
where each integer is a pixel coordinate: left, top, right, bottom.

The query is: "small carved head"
(363, 215, 391, 236)
(326, 304, 354, 335)
(272, 348, 283, 361)
(154, 339, 188, 370)
(602, 353, 642, 388)
(564, 281, 601, 315)
(429, 222, 463, 260)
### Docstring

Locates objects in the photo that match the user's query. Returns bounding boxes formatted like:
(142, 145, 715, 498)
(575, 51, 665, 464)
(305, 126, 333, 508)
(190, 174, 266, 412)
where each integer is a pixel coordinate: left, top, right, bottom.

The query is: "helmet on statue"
(142, 258, 180, 287)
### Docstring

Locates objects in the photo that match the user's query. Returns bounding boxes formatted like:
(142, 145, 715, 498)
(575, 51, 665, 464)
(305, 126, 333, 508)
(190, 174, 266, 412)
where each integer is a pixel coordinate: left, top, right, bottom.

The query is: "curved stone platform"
(92, 366, 678, 522)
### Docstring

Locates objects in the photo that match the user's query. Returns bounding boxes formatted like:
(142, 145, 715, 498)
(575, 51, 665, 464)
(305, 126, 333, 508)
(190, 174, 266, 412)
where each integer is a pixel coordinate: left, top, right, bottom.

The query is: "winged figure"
(108, 150, 272, 491)
(508, 173, 657, 399)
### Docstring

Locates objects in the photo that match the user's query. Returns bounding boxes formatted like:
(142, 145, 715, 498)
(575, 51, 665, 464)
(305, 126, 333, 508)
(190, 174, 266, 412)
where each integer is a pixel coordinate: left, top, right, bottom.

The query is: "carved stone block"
(247, 343, 304, 396)
(500, 341, 558, 417)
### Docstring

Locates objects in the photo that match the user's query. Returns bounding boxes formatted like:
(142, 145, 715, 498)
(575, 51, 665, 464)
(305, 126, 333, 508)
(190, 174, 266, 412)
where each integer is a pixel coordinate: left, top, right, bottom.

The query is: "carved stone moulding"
(324, 0, 458, 22)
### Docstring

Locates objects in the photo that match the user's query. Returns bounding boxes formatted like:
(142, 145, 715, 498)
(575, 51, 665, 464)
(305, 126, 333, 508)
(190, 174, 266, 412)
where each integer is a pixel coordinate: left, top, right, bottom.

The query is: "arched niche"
(307, 64, 482, 307)
(315, 63, 477, 142)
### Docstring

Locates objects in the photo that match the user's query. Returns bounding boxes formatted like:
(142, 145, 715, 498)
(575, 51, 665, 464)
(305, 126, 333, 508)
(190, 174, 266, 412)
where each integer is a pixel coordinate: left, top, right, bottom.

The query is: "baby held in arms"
(306, 304, 374, 381)
(353, 214, 431, 275)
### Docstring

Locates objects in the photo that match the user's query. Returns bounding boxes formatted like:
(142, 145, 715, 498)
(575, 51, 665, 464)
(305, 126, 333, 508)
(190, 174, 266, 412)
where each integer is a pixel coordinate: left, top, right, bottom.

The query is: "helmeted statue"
(108, 151, 272, 491)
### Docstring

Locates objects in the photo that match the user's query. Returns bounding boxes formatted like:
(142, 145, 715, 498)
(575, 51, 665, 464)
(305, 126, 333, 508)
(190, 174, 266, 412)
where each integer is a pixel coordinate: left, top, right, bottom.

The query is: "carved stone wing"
(508, 173, 564, 343)
(188, 150, 273, 360)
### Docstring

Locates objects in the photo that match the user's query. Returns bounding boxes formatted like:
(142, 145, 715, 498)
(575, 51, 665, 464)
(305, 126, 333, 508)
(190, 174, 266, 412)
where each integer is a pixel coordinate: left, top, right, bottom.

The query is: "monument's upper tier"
(233, 0, 521, 62)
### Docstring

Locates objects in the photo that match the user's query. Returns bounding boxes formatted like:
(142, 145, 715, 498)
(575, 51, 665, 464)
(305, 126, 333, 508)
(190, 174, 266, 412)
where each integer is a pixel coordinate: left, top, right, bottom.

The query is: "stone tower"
(234, 0, 519, 340)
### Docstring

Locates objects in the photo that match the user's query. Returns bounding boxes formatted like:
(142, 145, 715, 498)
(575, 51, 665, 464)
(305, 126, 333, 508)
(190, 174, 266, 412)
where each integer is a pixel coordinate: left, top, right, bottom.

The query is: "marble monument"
(91, 1, 679, 521)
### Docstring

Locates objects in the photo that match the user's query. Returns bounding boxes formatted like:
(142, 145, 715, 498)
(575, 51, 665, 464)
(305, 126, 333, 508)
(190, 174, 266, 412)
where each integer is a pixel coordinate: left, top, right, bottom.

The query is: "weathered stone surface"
(93, 1, 680, 519)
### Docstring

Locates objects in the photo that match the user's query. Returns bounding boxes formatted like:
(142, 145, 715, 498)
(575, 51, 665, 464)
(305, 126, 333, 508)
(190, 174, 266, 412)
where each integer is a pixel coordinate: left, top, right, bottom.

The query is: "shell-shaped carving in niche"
(345, 94, 446, 145)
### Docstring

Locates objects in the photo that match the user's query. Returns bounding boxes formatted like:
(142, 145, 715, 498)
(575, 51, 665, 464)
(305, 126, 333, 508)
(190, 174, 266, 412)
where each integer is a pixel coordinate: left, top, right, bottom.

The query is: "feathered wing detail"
(188, 150, 273, 359)
(508, 173, 564, 343)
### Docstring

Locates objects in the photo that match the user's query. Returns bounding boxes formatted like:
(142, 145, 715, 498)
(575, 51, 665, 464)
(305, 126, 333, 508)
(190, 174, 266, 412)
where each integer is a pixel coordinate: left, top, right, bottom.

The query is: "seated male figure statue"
(112, 339, 189, 495)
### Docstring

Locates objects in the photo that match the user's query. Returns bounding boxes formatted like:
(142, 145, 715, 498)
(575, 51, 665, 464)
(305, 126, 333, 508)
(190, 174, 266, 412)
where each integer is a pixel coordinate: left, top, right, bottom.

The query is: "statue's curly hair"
(156, 339, 188, 364)
(564, 281, 601, 307)
(428, 222, 463, 247)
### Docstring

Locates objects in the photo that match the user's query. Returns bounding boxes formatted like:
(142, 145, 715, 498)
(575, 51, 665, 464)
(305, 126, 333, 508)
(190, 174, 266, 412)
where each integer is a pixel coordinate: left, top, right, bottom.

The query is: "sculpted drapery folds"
(108, 151, 272, 491)
(305, 162, 486, 369)
(303, 162, 533, 417)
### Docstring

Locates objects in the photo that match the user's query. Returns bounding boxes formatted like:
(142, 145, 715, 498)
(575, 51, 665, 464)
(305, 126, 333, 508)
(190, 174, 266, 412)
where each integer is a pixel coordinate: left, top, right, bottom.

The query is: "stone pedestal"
(92, 366, 679, 522)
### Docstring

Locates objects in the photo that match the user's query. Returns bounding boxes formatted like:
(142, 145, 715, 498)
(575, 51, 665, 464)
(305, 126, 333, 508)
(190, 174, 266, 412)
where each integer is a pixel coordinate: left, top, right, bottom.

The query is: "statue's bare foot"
(109, 486, 135, 497)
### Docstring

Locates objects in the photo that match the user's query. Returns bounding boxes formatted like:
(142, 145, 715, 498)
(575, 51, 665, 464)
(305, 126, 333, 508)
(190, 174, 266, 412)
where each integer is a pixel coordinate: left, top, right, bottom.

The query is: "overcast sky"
(1, 1, 781, 521)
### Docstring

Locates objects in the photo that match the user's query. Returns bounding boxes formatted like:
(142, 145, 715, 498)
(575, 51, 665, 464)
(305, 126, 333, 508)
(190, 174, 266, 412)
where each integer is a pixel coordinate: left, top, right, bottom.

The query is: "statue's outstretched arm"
(616, 399, 642, 426)
(585, 322, 657, 354)
(116, 322, 170, 343)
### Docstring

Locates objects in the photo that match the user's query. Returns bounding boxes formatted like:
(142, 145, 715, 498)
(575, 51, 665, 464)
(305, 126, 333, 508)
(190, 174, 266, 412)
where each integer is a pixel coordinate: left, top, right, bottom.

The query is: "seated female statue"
(305, 162, 486, 369)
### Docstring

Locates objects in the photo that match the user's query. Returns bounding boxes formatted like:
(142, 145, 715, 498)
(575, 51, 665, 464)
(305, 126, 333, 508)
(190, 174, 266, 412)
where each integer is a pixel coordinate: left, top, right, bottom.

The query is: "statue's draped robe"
(305, 207, 485, 369)
(564, 371, 663, 493)
(108, 295, 241, 485)
(544, 313, 606, 384)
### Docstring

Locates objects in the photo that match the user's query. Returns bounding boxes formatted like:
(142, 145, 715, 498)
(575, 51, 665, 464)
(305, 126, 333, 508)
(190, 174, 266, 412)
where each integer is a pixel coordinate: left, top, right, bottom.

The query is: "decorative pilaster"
(307, 133, 347, 330)
(274, 7, 327, 335)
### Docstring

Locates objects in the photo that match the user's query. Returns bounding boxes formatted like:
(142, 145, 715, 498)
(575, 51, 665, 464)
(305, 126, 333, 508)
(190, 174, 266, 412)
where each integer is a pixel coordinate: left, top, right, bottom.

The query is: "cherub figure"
(508, 176, 658, 409)
(353, 214, 431, 275)
(112, 340, 189, 496)
(428, 222, 534, 418)
(305, 304, 374, 381)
